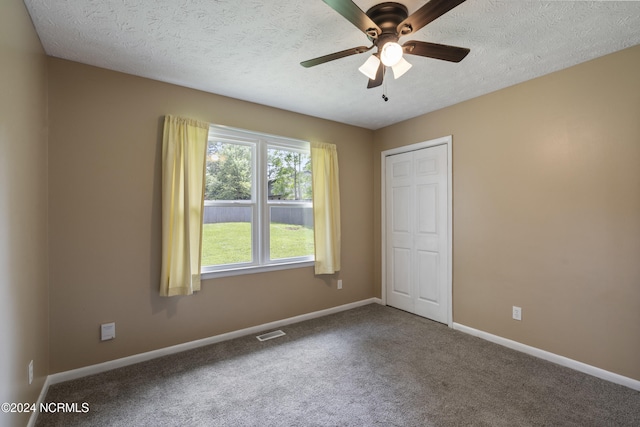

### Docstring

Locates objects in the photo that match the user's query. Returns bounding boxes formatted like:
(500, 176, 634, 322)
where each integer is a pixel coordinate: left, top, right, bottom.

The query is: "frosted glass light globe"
(358, 55, 381, 80)
(380, 42, 403, 67)
(392, 57, 412, 79)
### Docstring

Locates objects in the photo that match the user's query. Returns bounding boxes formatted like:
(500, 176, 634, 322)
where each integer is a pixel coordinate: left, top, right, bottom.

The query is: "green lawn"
(201, 222, 314, 266)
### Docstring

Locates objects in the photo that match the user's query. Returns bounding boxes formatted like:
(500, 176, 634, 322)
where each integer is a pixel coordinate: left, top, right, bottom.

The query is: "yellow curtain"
(160, 115, 209, 296)
(310, 141, 341, 274)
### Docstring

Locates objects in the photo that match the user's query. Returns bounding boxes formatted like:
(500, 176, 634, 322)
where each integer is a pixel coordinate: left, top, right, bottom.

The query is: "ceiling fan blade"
(402, 40, 470, 63)
(367, 62, 384, 88)
(323, 0, 381, 37)
(300, 45, 371, 68)
(397, 0, 467, 36)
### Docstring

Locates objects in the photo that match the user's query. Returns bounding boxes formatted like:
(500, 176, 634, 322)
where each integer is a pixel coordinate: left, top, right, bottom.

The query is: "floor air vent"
(256, 330, 286, 342)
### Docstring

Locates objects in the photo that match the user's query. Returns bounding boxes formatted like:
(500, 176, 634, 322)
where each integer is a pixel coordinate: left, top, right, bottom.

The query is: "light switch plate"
(101, 322, 116, 341)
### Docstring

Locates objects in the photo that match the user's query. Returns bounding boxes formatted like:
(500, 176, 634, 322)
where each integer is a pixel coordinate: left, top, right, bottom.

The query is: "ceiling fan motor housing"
(366, 2, 409, 44)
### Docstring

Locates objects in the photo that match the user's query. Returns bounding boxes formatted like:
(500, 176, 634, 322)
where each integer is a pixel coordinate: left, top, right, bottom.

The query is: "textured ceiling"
(24, 0, 640, 130)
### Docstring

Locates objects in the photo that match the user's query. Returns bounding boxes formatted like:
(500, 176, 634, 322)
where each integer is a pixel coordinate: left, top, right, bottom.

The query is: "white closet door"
(385, 144, 449, 323)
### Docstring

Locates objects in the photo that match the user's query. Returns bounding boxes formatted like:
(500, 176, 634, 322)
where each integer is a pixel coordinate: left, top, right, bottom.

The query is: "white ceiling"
(24, 0, 640, 130)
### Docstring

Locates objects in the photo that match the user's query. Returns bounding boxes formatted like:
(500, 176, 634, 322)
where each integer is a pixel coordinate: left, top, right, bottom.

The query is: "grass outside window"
(202, 222, 314, 266)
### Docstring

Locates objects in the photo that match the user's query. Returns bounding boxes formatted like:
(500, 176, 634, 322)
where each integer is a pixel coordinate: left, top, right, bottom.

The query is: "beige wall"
(374, 45, 640, 380)
(47, 58, 374, 373)
(0, 1, 49, 425)
(7, 2, 637, 398)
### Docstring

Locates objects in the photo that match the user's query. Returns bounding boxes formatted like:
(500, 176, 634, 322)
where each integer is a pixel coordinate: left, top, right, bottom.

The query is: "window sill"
(201, 260, 314, 280)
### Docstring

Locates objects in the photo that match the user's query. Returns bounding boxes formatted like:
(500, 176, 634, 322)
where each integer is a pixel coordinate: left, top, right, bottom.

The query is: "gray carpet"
(36, 304, 640, 426)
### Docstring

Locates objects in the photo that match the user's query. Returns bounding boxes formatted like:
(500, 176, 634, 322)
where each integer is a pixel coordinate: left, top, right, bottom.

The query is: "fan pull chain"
(382, 72, 389, 102)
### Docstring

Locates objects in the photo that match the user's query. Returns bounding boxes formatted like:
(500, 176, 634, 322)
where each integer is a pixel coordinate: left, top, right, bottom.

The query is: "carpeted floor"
(36, 304, 640, 426)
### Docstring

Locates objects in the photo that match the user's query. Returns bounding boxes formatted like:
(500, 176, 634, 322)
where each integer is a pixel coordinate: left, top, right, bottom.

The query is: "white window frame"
(201, 125, 314, 279)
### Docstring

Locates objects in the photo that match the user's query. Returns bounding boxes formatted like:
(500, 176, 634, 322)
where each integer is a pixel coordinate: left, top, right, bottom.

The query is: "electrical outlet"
(512, 306, 522, 321)
(337, 279, 343, 290)
(28, 360, 33, 385)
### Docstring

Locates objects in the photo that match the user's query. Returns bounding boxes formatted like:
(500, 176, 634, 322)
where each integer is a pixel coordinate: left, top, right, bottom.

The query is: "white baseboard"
(453, 322, 640, 392)
(48, 297, 383, 386)
(26, 375, 51, 427)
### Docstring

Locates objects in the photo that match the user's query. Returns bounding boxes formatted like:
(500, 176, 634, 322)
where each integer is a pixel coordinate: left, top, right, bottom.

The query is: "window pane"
(202, 206, 252, 266)
(267, 148, 311, 201)
(202, 125, 314, 275)
(270, 206, 314, 260)
(205, 141, 252, 201)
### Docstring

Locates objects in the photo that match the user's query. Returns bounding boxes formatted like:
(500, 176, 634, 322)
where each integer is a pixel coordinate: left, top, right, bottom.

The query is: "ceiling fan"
(301, 0, 470, 88)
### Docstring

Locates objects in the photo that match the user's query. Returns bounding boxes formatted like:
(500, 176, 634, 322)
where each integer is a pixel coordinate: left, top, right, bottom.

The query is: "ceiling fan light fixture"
(358, 55, 381, 80)
(391, 57, 412, 79)
(380, 42, 403, 67)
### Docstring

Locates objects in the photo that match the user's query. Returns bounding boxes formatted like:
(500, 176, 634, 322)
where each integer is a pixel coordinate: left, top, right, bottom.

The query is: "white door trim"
(381, 135, 453, 327)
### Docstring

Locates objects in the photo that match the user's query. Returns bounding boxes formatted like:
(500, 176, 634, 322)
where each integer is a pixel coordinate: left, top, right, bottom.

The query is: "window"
(201, 125, 313, 278)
